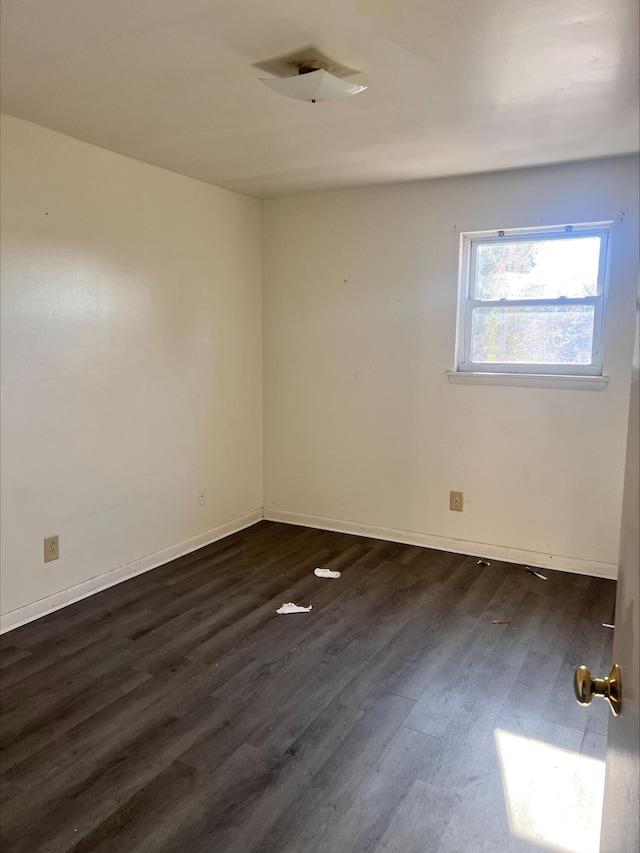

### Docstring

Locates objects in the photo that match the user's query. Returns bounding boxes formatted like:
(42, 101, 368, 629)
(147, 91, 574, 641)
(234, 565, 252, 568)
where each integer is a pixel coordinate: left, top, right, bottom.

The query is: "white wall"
(263, 157, 640, 577)
(1, 115, 263, 627)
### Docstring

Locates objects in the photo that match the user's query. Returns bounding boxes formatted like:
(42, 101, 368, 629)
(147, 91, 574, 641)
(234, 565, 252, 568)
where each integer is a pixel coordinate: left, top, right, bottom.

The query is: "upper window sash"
(467, 228, 610, 301)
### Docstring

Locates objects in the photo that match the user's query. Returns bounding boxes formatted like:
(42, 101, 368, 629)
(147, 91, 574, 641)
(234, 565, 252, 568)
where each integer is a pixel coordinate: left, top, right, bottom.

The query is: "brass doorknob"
(574, 663, 622, 717)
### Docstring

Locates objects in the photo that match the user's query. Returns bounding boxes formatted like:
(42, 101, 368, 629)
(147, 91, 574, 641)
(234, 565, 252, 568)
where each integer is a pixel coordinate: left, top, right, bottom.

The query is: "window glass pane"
(474, 237, 601, 300)
(471, 305, 595, 364)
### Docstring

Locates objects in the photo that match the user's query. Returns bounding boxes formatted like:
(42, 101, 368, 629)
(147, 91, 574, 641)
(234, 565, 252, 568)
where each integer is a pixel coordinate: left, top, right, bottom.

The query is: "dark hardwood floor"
(0, 522, 616, 852)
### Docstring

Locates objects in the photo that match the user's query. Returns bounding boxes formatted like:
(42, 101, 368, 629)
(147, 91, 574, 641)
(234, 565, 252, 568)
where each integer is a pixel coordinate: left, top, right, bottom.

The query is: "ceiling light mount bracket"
(259, 52, 366, 103)
(297, 61, 324, 75)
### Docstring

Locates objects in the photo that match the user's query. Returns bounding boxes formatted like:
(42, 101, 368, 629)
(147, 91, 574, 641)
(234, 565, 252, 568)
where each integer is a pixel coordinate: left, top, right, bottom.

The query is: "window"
(455, 222, 612, 377)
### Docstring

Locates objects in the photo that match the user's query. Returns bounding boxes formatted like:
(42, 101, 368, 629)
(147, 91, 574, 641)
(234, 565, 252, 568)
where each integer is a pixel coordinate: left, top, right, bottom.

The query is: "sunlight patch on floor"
(495, 728, 605, 853)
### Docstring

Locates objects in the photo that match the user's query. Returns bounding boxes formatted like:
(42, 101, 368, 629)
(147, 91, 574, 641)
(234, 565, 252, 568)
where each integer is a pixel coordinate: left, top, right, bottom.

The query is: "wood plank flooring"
(0, 522, 616, 852)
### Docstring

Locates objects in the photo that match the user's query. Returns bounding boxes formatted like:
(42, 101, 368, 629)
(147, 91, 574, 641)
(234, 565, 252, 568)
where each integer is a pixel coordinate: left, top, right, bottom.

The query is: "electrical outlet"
(450, 491, 464, 512)
(44, 535, 59, 562)
(198, 488, 206, 506)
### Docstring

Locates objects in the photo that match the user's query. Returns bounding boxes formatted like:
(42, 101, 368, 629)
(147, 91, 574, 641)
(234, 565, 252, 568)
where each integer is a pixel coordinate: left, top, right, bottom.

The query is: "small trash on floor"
(525, 566, 548, 581)
(276, 602, 312, 615)
(314, 568, 341, 579)
(602, 622, 615, 629)
(492, 619, 510, 624)
(477, 559, 491, 566)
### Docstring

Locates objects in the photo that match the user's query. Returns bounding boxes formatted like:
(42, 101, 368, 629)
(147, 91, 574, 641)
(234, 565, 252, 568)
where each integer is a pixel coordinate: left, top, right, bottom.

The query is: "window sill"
(447, 371, 609, 390)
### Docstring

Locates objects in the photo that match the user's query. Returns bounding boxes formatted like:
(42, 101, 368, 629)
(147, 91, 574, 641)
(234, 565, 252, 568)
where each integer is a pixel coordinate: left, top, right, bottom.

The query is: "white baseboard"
(2, 506, 616, 634)
(263, 509, 618, 581)
(0, 509, 263, 634)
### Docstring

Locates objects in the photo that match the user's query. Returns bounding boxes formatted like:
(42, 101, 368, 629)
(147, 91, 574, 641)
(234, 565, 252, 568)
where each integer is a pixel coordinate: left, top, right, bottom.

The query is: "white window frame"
(454, 222, 613, 377)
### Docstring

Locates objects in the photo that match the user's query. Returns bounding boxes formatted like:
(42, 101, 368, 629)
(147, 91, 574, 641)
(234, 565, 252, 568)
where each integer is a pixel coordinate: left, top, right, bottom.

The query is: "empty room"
(1, 1, 638, 852)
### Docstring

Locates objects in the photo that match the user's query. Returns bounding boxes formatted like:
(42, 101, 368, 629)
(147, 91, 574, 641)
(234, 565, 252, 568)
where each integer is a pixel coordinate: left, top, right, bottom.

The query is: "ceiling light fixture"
(260, 61, 367, 103)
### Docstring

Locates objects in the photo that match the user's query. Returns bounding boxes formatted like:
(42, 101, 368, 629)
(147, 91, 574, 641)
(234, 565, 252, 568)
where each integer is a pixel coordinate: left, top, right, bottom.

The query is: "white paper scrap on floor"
(314, 568, 341, 579)
(276, 602, 313, 614)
